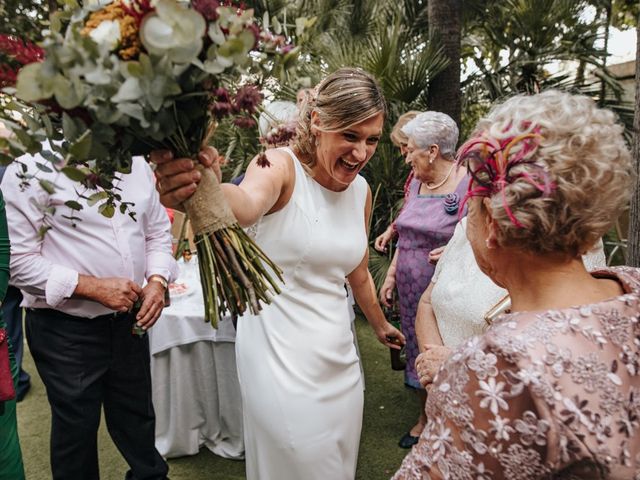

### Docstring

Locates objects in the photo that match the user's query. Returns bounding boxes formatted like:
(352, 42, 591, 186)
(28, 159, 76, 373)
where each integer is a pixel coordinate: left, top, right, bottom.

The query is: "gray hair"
(402, 111, 459, 158)
(258, 101, 298, 138)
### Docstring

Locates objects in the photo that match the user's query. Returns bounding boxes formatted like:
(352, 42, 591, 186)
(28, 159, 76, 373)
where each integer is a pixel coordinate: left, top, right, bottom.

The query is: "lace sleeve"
(393, 339, 550, 479)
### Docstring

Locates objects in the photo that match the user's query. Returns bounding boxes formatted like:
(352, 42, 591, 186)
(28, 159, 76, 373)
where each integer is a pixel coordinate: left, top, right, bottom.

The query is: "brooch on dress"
(443, 193, 460, 215)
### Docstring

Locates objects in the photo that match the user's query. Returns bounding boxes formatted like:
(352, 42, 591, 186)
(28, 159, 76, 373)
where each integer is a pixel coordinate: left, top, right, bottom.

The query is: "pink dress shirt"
(2, 154, 178, 318)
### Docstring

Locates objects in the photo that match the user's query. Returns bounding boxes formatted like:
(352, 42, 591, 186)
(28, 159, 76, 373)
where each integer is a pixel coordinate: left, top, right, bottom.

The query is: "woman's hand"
(375, 321, 406, 350)
(415, 344, 452, 388)
(374, 225, 396, 252)
(428, 245, 446, 265)
(379, 274, 396, 307)
(150, 147, 223, 210)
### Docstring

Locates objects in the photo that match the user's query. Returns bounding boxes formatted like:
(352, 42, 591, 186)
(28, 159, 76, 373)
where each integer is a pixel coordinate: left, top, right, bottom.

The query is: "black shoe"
(16, 383, 31, 403)
(398, 432, 420, 449)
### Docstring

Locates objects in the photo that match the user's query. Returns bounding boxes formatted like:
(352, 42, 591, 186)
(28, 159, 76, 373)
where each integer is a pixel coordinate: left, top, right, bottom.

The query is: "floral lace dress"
(394, 267, 640, 479)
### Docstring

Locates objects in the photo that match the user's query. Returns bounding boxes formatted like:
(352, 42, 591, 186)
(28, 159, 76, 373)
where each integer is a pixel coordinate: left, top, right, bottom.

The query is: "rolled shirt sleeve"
(141, 161, 179, 284)
(3, 162, 81, 308)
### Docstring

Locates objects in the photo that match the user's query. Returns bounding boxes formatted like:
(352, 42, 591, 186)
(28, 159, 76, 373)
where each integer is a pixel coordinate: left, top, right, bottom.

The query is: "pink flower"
(0, 34, 44, 65)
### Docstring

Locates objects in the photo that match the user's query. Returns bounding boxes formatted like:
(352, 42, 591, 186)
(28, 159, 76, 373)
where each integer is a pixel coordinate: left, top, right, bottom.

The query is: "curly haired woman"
(394, 90, 638, 479)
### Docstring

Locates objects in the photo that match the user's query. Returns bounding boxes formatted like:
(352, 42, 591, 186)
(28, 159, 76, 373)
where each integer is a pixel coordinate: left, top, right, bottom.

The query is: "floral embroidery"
(571, 352, 610, 393)
(514, 411, 549, 446)
(393, 268, 640, 480)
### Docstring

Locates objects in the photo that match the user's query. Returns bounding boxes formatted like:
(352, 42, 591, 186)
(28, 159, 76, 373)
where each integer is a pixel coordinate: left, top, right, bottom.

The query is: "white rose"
(89, 20, 121, 51)
(84, 0, 115, 11)
(140, 0, 206, 64)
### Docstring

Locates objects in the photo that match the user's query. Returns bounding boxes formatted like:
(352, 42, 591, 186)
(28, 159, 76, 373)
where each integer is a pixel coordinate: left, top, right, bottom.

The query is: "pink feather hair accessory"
(456, 126, 555, 228)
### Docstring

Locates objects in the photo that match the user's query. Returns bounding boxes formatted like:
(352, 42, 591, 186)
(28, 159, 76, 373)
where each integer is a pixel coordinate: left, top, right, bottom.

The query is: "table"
(149, 257, 244, 459)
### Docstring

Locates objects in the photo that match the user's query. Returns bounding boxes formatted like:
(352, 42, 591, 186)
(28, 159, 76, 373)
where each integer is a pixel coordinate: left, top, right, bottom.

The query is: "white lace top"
(431, 218, 607, 347)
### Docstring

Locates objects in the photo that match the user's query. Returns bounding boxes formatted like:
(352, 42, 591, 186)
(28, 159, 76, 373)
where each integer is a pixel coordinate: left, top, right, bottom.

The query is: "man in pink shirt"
(2, 153, 178, 480)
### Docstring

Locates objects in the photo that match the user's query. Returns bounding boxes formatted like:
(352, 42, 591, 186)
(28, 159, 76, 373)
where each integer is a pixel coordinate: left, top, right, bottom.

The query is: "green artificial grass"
(17, 316, 418, 479)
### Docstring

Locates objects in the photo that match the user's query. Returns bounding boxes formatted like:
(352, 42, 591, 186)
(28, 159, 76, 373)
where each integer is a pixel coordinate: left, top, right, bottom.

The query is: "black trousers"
(26, 308, 168, 480)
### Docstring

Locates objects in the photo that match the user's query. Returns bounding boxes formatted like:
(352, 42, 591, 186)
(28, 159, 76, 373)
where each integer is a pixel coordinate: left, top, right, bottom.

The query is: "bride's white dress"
(235, 147, 367, 480)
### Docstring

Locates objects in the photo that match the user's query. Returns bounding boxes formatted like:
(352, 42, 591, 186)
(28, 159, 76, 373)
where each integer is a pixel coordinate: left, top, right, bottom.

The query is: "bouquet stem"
(182, 166, 283, 326)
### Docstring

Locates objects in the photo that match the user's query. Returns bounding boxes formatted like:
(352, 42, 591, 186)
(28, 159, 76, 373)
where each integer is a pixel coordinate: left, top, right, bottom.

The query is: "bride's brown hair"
(293, 67, 387, 169)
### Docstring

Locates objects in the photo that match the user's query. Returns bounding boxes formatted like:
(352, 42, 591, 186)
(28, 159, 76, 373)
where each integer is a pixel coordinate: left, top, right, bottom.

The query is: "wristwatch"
(148, 275, 168, 290)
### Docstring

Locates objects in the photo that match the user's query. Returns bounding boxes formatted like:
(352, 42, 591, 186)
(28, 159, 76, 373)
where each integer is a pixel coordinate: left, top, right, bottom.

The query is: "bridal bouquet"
(0, 0, 299, 325)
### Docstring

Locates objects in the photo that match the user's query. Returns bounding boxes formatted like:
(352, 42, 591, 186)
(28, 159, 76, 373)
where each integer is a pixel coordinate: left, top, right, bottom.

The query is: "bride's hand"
(150, 147, 223, 210)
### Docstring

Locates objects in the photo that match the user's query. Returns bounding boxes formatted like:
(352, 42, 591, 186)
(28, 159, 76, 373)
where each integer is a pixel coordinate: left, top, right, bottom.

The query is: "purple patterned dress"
(395, 176, 468, 388)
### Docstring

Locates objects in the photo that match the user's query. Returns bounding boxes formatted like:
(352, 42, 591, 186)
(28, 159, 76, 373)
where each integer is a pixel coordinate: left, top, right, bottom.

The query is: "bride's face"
(311, 112, 383, 191)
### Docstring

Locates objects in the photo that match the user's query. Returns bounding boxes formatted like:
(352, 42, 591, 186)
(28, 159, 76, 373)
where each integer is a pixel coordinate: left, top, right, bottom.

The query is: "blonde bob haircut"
(390, 111, 420, 148)
(293, 67, 387, 169)
(471, 90, 633, 257)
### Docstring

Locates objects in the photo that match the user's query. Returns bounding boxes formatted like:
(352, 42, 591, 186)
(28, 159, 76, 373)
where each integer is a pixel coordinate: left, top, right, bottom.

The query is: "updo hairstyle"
(390, 111, 420, 148)
(471, 90, 633, 257)
(293, 67, 387, 168)
(402, 111, 459, 160)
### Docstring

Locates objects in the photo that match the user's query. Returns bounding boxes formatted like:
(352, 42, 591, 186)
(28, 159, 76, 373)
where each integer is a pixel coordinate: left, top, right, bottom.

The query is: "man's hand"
(75, 275, 142, 312)
(374, 225, 396, 252)
(416, 344, 452, 388)
(150, 147, 223, 210)
(135, 281, 166, 330)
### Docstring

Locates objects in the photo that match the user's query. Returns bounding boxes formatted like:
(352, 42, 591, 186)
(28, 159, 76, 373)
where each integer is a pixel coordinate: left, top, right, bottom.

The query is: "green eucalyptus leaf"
(98, 202, 115, 218)
(38, 178, 57, 195)
(87, 191, 109, 206)
(64, 200, 83, 211)
(69, 132, 92, 160)
(15, 63, 45, 102)
(62, 113, 79, 141)
(35, 162, 53, 173)
(61, 166, 87, 182)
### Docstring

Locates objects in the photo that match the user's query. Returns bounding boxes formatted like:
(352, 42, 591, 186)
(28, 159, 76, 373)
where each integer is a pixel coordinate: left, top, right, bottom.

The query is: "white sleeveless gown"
(235, 148, 368, 480)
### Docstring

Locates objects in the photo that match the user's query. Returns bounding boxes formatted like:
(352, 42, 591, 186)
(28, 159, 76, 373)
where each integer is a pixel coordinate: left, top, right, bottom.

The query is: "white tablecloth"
(149, 257, 244, 459)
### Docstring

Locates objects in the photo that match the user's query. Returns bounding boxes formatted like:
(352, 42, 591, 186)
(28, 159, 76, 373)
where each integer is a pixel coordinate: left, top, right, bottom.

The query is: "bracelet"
(148, 275, 168, 289)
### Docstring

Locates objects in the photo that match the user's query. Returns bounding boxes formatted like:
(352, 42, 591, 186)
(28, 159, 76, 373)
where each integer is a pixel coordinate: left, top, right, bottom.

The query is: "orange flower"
(82, 1, 141, 60)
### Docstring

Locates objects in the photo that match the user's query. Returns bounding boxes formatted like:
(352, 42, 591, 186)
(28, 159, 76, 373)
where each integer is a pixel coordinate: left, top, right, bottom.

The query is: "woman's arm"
(152, 147, 294, 227)
(414, 282, 451, 388)
(378, 249, 398, 307)
(348, 187, 405, 349)
(415, 283, 444, 351)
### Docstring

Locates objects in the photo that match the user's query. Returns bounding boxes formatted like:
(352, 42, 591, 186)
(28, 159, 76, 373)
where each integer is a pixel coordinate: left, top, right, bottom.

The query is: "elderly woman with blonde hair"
(379, 111, 469, 448)
(394, 90, 638, 479)
(151, 67, 404, 480)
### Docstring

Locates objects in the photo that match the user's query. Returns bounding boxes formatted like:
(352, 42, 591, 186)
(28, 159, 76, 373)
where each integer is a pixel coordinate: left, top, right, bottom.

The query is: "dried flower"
(213, 87, 231, 102)
(256, 152, 271, 168)
(233, 116, 256, 128)
(233, 85, 262, 114)
(210, 101, 234, 119)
